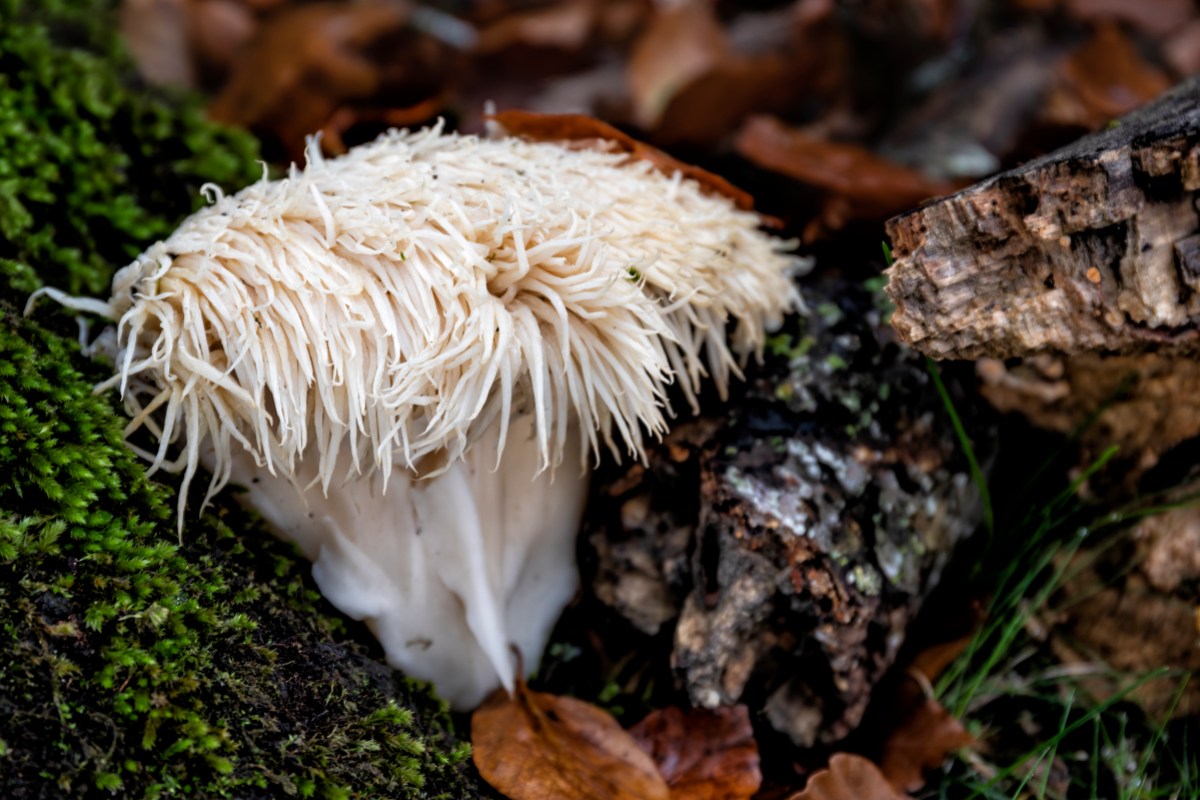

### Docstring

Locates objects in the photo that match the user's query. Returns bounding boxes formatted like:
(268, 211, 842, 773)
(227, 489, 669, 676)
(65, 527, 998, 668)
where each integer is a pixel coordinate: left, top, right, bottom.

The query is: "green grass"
(917, 382, 1199, 800)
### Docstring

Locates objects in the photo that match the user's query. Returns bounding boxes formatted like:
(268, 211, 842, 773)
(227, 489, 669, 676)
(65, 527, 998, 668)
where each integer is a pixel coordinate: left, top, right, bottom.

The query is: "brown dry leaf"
(475, 0, 646, 55)
(488, 110, 757, 212)
(1065, 0, 1194, 38)
(909, 635, 974, 684)
(789, 753, 909, 800)
(471, 681, 670, 800)
(121, 0, 196, 87)
(475, 0, 597, 54)
(879, 698, 975, 793)
(627, 2, 810, 145)
(209, 1, 445, 159)
(626, 0, 727, 130)
(1043, 23, 1172, 130)
(627, 705, 761, 800)
(187, 0, 257, 83)
(735, 115, 960, 238)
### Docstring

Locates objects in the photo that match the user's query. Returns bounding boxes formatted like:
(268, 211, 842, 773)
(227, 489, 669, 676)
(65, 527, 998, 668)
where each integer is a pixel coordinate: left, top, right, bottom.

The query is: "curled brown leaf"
(471, 681, 670, 800)
(628, 705, 761, 800)
(736, 115, 960, 238)
(880, 698, 975, 793)
(789, 753, 909, 800)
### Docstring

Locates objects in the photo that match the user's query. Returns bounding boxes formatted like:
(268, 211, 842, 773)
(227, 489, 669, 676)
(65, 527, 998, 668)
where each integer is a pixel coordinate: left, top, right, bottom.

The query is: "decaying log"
(582, 281, 982, 747)
(885, 73, 1200, 360)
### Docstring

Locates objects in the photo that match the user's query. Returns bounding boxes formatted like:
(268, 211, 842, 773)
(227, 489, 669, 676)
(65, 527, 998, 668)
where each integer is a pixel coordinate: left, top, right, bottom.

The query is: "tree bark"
(583, 280, 983, 748)
(885, 74, 1200, 360)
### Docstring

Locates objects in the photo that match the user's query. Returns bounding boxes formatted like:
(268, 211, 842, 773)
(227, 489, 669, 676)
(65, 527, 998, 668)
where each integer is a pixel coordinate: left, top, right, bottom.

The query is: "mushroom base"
(215, 414, 588, 709)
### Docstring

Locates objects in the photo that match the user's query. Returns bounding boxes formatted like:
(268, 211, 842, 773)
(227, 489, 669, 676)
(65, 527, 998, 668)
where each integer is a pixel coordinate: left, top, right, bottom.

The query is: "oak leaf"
(628, 705, 761, 800)
(471, 681, 670, 800)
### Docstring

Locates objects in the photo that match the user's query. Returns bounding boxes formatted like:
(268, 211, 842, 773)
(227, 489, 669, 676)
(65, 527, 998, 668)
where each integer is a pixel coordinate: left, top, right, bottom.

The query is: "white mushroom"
(37, 122, 801, 709)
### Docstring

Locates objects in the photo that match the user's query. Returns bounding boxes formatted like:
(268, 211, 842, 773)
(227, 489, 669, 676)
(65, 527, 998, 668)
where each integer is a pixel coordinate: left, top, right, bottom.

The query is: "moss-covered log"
(0, 3, 477, 797)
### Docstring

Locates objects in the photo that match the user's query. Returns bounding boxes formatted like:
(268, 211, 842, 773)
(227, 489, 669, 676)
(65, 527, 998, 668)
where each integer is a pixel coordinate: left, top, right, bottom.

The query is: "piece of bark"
(885, 73, 1200, 360)
(584, 280, 983, 747)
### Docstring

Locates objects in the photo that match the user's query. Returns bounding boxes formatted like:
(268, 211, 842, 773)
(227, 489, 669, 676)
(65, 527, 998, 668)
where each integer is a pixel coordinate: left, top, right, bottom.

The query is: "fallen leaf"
(475, 0, 597, 54)
(475, 0, 647, 55)
(735, 115, 960, 238)
(879, 698, 974, 792)
(627, 2, 812, 145)
(472, 680, 670, 800)
(187, 0, 257, 84)
(626, 0, 727, 129)
(789, 753, 908, 800)
(1164, 18, 1200, 76)
(120, 0, 195, 87)
(488, 110, 758, 212)
(1042, 23, 1172, 130)
(1064, 0, 1194, 38)
(909, 635, 974, 684)
(628, 705, 761, 800)
(209, 1, 452, 159)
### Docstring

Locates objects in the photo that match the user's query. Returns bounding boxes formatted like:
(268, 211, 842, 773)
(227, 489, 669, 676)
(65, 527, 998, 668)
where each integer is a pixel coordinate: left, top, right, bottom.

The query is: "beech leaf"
(628, 705, 761, 800)
(471, 681, 670, 800)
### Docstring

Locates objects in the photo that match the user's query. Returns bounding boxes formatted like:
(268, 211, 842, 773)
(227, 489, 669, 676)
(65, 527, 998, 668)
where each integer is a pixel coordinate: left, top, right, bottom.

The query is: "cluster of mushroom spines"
(102, 124, 800, 518)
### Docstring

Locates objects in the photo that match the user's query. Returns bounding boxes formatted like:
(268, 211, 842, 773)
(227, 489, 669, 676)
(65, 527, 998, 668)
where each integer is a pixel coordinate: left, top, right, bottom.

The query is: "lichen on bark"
(0, 2, 476, 797)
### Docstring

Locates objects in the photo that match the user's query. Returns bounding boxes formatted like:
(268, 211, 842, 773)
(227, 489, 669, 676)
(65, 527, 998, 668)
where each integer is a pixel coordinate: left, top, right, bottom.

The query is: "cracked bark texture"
(885, 73, 1200, 360)
(583, 281, 982, 748)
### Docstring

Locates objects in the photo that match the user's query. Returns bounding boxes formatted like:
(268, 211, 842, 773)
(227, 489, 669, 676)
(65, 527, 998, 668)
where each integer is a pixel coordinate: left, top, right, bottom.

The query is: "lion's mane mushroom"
(36, 122, 800, 708)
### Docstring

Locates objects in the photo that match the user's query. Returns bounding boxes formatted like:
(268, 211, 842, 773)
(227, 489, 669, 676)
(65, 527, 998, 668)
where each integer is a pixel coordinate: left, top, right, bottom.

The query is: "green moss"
(0, 311, 474, 798)
(0, 3, 475, 797)
(0, 0, 259, 298)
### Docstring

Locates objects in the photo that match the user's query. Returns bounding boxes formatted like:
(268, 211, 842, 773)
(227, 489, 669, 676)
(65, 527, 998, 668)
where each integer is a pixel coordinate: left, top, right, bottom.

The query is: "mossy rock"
(0, 2, 477, 797)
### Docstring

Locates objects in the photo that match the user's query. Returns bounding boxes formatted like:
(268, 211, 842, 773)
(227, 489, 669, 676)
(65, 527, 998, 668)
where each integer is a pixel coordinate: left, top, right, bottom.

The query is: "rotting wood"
(885, 73, 1200, 360)
(582, 280, 982, 748)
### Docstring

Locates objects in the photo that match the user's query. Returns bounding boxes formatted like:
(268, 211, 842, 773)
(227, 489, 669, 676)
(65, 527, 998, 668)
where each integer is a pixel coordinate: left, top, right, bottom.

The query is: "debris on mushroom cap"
(43, 121, 801, 707)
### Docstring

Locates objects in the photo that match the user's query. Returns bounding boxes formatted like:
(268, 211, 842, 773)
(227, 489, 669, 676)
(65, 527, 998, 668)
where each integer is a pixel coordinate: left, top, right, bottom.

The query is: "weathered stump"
(583, 281, 982, 747)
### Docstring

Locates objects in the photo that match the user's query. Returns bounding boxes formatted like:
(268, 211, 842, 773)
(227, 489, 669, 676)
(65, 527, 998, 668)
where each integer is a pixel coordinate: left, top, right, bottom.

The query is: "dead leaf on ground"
(788, 753, 909, 800)
(471, 680, 670, 800)
(626, 1, 806, 145)
(121, 0, 196, 87)
(626, 0, 726, 130)
(1042, 23, 1172, 130)
(880, 698, 975, 793)
(209, 1, 453, 159)
(476, 0, 647, 56)
(909, 635, 974, 685)
(628, 705, 761, 800)
(735, 115, 960, 239)
(1062, 0, 1194, 38)
(488, 109, 759, 213)
(187, 0, 258, 84)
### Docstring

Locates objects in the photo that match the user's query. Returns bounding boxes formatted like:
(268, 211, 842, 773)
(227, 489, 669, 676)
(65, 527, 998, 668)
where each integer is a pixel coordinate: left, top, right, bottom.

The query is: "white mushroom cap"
(60, 122, 801, 707)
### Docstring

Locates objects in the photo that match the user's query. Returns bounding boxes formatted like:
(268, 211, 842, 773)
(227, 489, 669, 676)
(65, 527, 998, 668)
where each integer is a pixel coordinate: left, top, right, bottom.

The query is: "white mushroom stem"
(222, 413, 585, 709)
